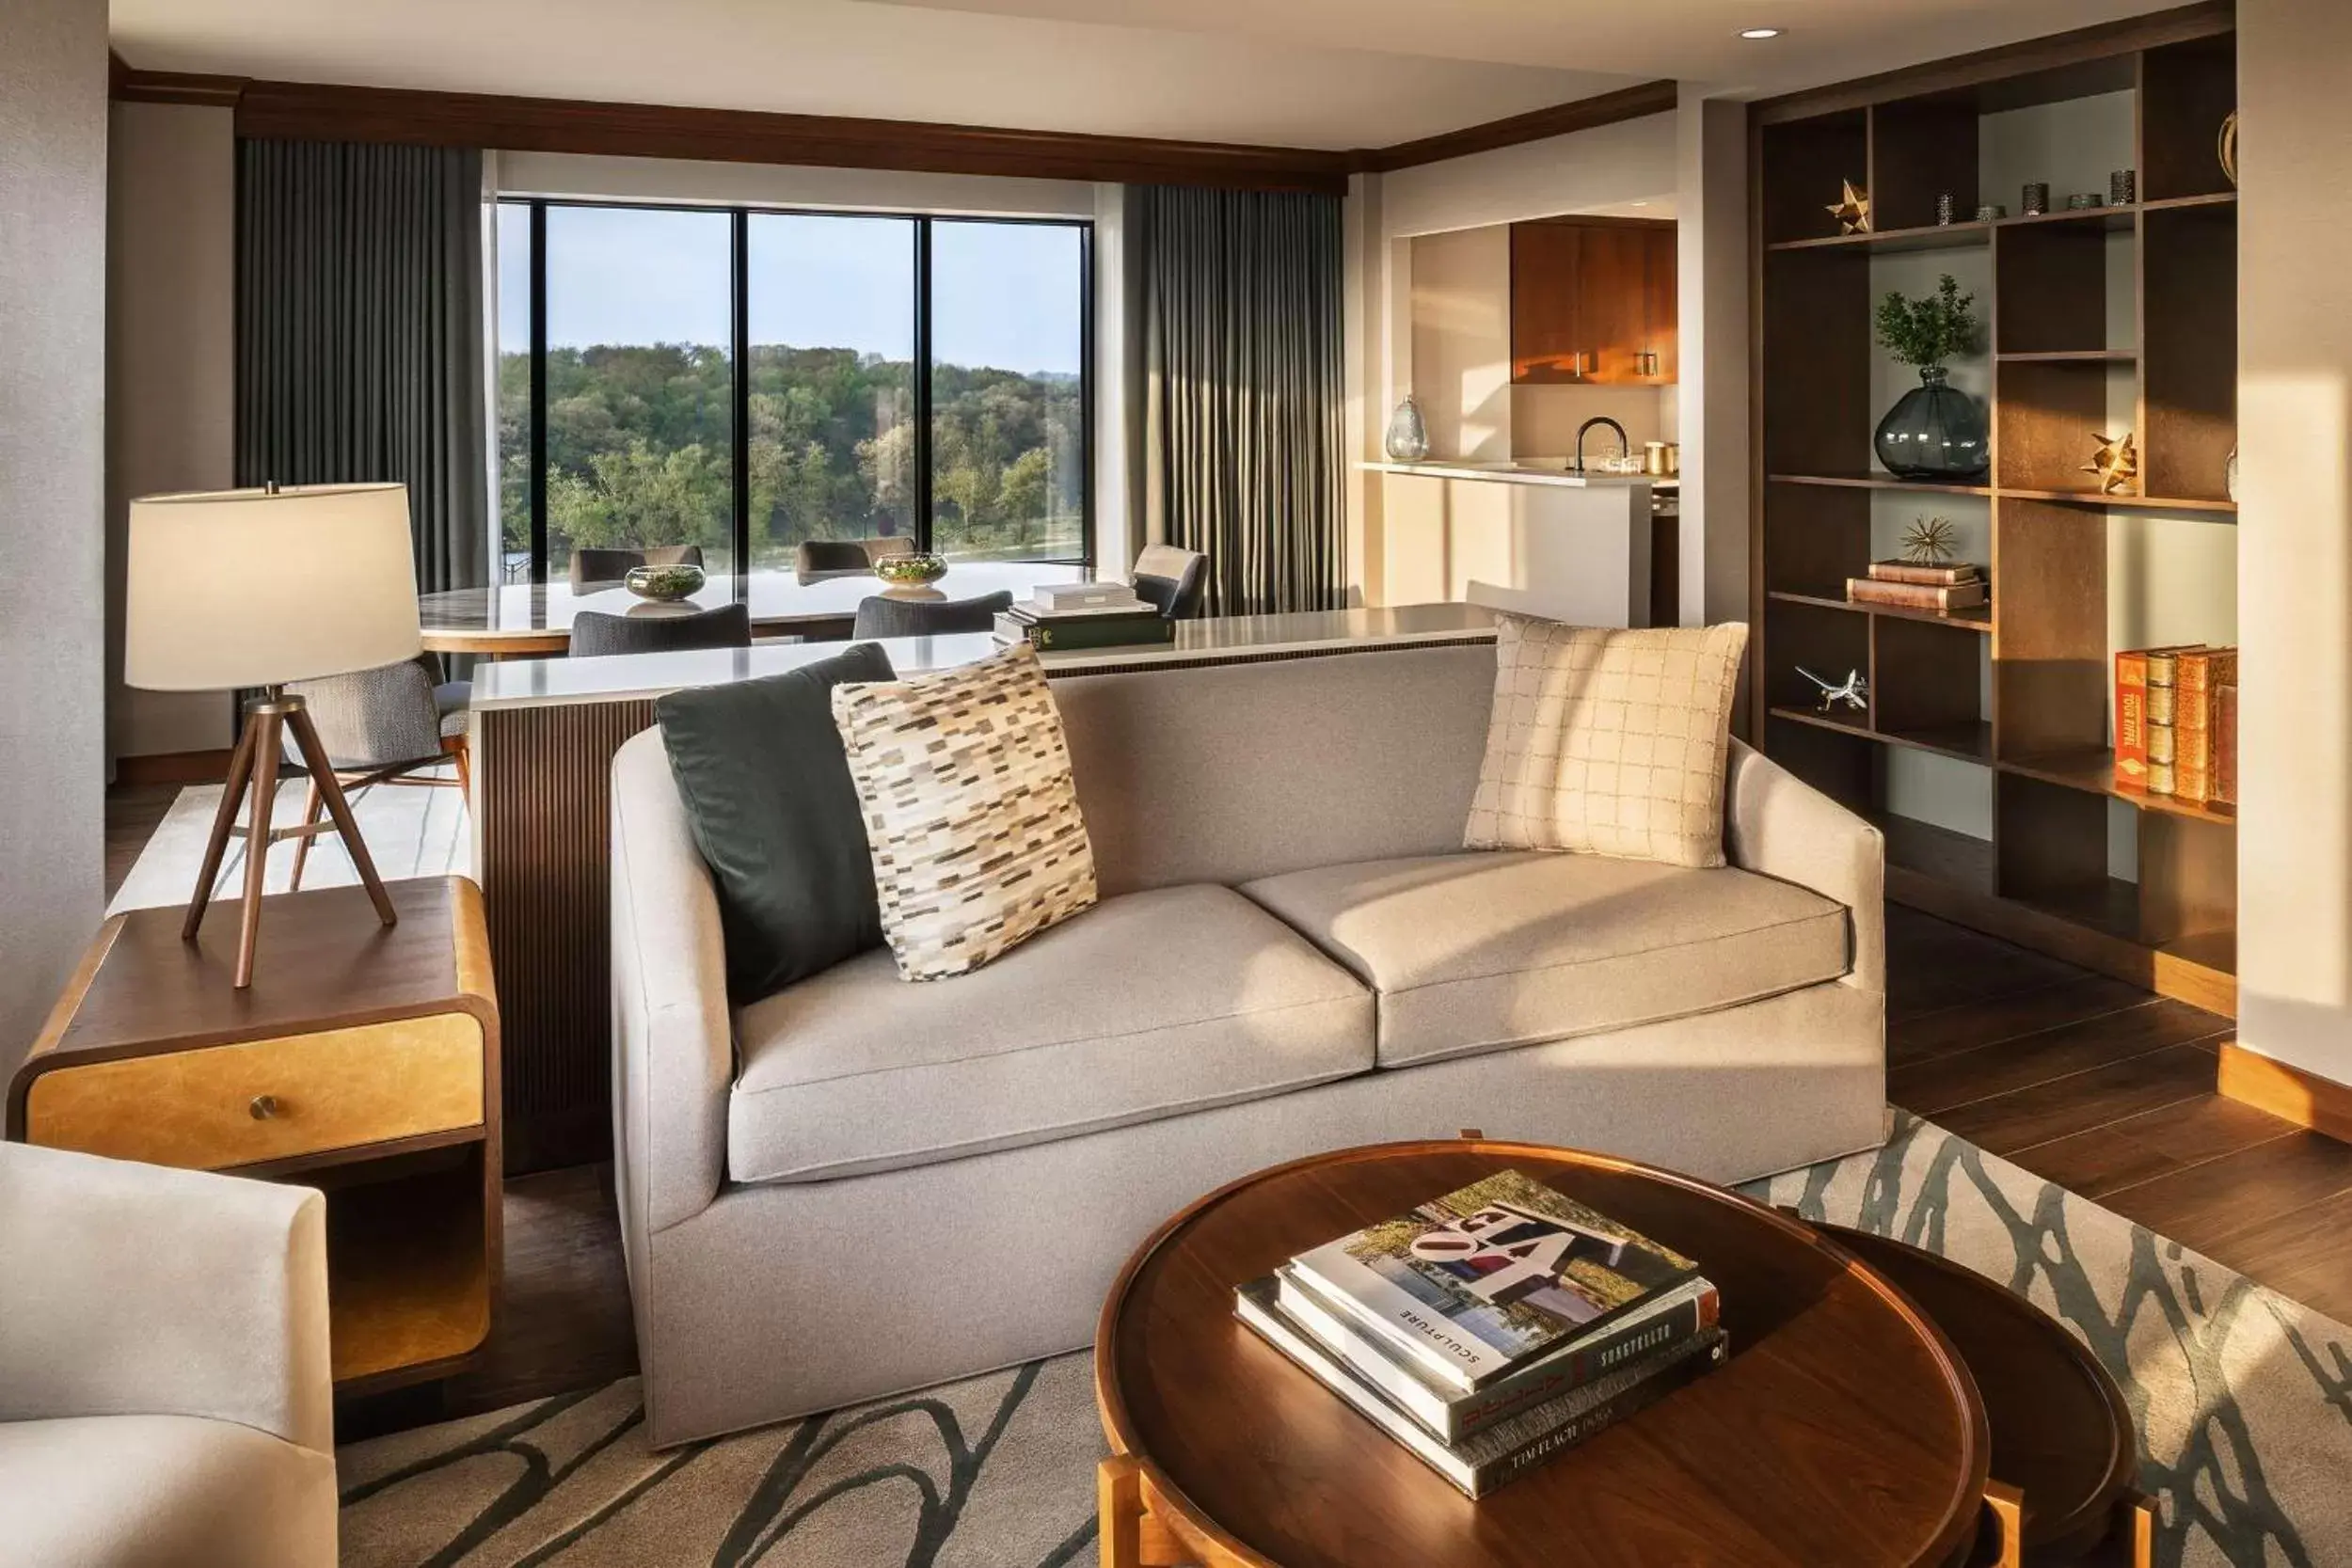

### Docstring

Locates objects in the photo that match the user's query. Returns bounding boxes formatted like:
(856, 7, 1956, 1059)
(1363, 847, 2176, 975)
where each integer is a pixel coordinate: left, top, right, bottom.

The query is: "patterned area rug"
(340, 1117, 2352, 1567)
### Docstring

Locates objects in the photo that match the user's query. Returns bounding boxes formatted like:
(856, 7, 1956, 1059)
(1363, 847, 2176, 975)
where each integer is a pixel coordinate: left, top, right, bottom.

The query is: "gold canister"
(1645, 442, 1679, 477)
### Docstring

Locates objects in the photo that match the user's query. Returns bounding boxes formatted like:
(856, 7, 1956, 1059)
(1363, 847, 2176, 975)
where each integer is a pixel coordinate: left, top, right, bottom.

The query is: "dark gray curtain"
(237, 139, 488, 595)
(1127, 185, 1346, 617)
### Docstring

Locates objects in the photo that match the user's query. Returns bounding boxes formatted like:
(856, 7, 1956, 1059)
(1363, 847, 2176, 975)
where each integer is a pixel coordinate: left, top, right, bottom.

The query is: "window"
(496, 200, 1091, 582)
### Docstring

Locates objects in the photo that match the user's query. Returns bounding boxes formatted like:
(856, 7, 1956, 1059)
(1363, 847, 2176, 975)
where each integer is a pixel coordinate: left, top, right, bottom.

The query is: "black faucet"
(1576, 417, 1630, 473)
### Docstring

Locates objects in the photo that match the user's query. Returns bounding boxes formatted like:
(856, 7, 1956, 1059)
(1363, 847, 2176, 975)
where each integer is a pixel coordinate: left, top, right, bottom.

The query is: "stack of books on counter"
(1233, 1168, 1724, 1498)
(993, 580, 1175, 652)
(2115, 644, 2238, 804)
(1845, 560, 1986, 612)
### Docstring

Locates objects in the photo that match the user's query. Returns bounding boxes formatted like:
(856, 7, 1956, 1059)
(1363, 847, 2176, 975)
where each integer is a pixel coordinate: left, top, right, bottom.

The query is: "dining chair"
(283, 653, 471, 889)
(850, 590, 1014, 640)
(1132, 545, 1209, 619)
(570, 602, 753, 657)
(795, 536, 914, 582)
(570, 543, 705, 590)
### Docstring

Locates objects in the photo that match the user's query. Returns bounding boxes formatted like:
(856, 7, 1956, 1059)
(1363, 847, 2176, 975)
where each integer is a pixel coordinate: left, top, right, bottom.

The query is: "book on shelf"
(1866, 561, 1979, 586)
(2171, 648, 2238, 804)
(1235, 1275, 1727, 1500)
(2115, 645, 2205, 792)
(2217, 682, 2239, 807)
(1287, 1167, 1703, 1395)
(1845, 578, 1986, 611)
(992, 608, 1175, 652)
(1276, 1264, 1719, 1442)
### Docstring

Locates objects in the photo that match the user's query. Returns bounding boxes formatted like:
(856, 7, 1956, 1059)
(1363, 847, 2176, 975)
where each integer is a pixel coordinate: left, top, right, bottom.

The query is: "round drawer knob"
(249, 1094, 281, 1120)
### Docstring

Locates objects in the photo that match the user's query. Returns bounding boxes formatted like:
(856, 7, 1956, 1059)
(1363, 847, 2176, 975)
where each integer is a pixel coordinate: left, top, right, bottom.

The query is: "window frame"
(505, 197, 1095, 583)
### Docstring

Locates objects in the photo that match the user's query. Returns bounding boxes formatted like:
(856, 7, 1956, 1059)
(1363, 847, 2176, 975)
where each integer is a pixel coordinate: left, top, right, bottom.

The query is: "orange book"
(2114, 651, 2150, 787)
(2217, 683, 2238, 807)
(2173, 649, 2239, 804)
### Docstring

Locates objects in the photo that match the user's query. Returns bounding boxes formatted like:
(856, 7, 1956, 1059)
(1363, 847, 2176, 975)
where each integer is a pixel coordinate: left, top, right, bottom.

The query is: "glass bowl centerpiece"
(873, 551, 949, 588)
(624, 562, 707, 602)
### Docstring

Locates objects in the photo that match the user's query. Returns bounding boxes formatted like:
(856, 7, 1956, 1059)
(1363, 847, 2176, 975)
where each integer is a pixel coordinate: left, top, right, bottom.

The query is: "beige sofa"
(610, 642, 1885, 1447)
(0, 1142, 337, 1567)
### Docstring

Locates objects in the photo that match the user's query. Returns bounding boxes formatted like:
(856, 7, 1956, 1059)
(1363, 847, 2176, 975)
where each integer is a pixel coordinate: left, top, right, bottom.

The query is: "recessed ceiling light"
(1740, 26, 1784, 40)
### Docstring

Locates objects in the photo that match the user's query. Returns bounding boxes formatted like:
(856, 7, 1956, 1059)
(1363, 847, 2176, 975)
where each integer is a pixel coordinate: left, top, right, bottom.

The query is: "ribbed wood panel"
(477, 700, 654, 1172)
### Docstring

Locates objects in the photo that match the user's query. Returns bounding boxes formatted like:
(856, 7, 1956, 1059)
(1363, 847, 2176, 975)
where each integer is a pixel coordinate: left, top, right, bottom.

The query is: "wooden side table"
(8, 876, 501, 1395)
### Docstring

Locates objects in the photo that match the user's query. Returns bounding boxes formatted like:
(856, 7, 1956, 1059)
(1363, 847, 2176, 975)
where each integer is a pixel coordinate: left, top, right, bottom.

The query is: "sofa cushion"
(654, 641, 896, 1003)
(1465, 617, 1748, 868)
(832, 641, 1097, 980)
(0, 1414, 338, 1568)
(728, 884, 1374, 1183)
(1240, 850, 1850, 1069)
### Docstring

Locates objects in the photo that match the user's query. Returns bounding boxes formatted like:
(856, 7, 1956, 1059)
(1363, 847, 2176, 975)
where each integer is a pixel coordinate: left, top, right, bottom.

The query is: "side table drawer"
(24, 1013, 484, 1170)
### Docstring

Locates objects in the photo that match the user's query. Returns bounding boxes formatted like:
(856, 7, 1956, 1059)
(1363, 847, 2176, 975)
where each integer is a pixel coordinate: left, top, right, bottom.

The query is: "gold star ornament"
(1827, 179, 1872, 235)
(2083, 432, 2139, 496)
(1901, 516, 1958, 564)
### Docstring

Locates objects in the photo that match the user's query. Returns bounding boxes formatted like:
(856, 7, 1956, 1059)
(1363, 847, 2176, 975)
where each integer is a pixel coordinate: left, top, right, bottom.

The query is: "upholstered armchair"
(0, 1142, 337, 1567)
(1132, 544, 1208, 618)
(795, 536, 914, 583)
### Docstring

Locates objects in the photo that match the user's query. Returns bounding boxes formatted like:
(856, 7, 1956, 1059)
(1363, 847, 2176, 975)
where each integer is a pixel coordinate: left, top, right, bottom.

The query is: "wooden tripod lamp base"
(184, 686, 397, 988)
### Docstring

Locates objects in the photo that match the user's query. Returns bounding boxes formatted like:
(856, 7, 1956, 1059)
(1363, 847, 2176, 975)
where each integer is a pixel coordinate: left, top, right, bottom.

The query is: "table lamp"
(125, 483, 421, 987)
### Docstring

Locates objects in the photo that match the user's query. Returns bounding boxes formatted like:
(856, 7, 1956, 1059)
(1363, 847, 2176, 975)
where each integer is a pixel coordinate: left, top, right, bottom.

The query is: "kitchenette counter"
(1361, 460, 1674, 490)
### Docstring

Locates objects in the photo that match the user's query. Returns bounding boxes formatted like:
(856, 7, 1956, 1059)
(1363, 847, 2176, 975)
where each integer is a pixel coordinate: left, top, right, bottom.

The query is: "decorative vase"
(873, 550, 948, 587)
(1874, 367, 1990, 482)
(624, 562, 706, 601)
(1383, 396, 1430, 462)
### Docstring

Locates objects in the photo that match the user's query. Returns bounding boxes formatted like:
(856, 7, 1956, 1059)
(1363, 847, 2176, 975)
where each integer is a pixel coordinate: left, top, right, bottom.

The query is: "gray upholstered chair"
(570, 602, 753, 657)
(1133, 545, 1209, 619)
(850, 590, 1013, 640)
(284, 653, 470, 888)
(570, 543, 705, 590)
(794, 536, 914, 583)
(0, 1142, 337, 1567)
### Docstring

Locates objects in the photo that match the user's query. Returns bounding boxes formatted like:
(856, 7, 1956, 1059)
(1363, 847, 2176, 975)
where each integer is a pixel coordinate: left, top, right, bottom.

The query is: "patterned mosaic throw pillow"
(1465, 616, 1749, 868)
(831, 641, 1098, 980)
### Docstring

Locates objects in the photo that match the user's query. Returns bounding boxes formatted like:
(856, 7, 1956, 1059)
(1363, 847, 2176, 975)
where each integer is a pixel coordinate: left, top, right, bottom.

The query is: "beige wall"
(107, 101, 238, 761)
(1, 0, 107, 1069)
(1407, 226, 1514, 461)
(2237, 0, 2352, 1087)
(1380, 112, 1677, 242)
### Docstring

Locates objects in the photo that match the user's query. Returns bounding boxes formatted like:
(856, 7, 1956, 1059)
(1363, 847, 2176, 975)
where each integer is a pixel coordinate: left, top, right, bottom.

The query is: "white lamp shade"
(125, 483, 424, 691)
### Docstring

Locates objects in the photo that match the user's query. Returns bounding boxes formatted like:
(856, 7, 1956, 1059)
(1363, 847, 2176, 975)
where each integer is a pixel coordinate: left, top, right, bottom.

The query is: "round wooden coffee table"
(1095, 1140, 1991, 1568)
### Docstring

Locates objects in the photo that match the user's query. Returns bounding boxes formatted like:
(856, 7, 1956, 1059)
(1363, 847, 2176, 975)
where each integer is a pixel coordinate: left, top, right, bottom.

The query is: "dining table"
(417, 560, 1089, 657)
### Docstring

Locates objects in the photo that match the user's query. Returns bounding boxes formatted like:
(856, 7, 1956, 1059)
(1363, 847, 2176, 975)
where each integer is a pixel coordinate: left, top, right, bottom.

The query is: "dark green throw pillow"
(654, 642, 895, 1003)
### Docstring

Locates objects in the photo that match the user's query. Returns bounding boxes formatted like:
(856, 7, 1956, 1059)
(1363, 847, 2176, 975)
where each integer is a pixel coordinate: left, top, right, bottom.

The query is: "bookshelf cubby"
(1751, 6, 2240, 1012)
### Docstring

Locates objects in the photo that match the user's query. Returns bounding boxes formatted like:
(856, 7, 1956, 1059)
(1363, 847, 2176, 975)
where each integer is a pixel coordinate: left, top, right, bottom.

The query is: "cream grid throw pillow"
(831, 641, 1098, 980)
(1464, 616, 1749, 868)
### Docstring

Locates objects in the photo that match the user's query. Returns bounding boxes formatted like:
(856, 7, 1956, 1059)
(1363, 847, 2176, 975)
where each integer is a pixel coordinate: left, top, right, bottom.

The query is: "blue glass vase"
(1874, 367, 1988, 481)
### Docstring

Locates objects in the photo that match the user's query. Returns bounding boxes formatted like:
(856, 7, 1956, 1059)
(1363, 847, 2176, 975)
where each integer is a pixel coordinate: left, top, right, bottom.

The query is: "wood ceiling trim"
(1754, 0, 2233, 123)
(104, 61, 1676, 192)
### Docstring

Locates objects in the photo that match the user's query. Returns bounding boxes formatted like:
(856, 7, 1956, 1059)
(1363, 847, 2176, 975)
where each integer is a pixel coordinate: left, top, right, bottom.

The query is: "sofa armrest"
(611, 728, 734, 1236)
(1724, 739, 1885, 994)
(0, 1143, 332, 1453)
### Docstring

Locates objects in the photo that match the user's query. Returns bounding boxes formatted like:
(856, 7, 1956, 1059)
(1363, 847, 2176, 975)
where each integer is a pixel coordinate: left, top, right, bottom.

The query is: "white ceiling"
(111, 0, 2176, 151)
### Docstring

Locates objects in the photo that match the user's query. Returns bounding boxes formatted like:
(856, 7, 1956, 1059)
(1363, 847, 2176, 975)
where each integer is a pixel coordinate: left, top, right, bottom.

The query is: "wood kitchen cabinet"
(1510, 217, 1677, 386)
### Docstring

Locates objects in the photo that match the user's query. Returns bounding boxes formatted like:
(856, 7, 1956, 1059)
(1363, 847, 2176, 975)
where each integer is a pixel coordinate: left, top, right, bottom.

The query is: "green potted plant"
(1872, 275, 1988, 481)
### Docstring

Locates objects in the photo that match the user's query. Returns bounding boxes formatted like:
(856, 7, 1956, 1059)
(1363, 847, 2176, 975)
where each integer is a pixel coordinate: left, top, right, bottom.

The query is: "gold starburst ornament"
(1827, 179, 1872, 235)
(2083, 432, 2139, 496)
(1901, 516, 1959, 564)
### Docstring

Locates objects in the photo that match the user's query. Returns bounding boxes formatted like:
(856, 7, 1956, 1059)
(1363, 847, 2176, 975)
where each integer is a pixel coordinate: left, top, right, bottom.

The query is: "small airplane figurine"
(1796, 665, 1868, 713)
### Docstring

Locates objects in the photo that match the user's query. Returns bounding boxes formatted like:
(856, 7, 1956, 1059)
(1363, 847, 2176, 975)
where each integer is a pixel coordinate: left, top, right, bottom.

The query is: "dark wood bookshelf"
(1752, 9, 2240, 1014)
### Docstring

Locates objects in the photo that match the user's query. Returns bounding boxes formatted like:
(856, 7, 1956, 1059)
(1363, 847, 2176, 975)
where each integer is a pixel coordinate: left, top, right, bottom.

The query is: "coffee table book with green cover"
(1276, 1265, 1718, 1442)
(993, 604, 1176, 652)
(1288, 1168, 1706, 1394)
(1236, 1277, 1727, 1499)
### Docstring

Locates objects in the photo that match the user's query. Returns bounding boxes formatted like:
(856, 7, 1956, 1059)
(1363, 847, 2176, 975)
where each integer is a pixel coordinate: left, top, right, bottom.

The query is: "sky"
(496, 202, 1083, 377)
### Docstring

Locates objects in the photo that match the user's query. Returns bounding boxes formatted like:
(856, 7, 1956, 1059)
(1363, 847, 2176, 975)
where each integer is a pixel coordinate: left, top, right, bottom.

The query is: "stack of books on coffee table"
(993, 581, 1175, 652)
(1233, 1168, 1724, 1498)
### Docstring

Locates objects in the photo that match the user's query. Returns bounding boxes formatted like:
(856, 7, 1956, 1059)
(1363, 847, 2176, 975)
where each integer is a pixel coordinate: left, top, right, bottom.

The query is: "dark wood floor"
(100, 784, 2352, 1440)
